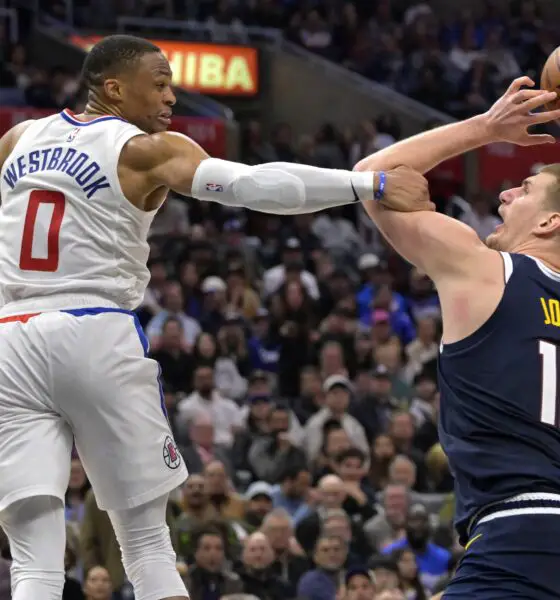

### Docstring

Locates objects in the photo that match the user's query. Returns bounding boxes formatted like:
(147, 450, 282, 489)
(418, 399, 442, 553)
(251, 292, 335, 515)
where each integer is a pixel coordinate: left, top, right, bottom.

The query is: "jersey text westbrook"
(3, 147, 111, 199)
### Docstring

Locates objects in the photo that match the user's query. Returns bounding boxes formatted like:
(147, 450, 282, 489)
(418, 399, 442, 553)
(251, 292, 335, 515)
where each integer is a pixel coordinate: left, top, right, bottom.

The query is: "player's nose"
(499, 188, 516, 205)
(165, 87, 176, 107)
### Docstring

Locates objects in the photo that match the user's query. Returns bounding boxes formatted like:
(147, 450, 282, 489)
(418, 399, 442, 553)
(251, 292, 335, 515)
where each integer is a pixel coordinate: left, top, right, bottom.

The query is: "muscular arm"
(120, 131, 377, 214)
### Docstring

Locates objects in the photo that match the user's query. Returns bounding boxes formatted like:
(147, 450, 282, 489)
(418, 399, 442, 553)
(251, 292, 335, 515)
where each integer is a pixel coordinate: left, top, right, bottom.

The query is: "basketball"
(540, 46, 560, 111)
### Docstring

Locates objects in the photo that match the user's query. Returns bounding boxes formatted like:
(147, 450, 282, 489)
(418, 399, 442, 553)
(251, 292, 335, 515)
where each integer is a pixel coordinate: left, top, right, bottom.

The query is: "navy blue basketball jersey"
(438, 252, 560, 544)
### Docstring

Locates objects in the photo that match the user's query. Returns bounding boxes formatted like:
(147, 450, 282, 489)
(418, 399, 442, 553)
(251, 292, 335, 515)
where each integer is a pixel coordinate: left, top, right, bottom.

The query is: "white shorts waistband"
(0, 293, 121, 317)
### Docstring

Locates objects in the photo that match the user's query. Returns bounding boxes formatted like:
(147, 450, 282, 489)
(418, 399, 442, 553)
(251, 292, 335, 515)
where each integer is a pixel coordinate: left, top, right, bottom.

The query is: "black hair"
(279, 463, 309, 483)
(81, 34, 161, 91)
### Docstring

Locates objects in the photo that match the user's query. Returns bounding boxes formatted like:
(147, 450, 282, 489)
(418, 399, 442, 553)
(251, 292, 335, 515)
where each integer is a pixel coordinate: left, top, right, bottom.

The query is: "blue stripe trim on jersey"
(60, 111, 125, 127)
(62, 306, 167, 417)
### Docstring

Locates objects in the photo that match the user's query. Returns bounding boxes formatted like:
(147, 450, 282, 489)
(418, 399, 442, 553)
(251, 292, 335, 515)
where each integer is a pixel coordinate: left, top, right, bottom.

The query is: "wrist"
(471, 113, 497, 144)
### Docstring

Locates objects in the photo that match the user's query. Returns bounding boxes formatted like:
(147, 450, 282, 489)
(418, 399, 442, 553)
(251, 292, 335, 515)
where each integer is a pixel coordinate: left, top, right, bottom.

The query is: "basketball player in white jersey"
(0, 35, 428, 600)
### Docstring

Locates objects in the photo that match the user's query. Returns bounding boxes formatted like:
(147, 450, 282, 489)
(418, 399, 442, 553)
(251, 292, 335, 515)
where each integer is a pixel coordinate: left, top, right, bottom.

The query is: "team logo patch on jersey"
(163, 436, 181, 470)
(66, 127, 80, 143)
(206, 183, 223, 192)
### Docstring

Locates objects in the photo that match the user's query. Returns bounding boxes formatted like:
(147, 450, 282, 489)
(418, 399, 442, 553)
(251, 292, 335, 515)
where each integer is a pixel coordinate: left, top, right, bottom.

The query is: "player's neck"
(82, 99, 125, 121)
(514, 241, 560, 274)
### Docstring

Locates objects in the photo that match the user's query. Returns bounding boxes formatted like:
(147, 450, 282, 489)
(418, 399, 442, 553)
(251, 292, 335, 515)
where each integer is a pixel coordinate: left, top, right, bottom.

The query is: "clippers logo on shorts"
(163, 436, 181, 470)
(206, 183, 223, 192)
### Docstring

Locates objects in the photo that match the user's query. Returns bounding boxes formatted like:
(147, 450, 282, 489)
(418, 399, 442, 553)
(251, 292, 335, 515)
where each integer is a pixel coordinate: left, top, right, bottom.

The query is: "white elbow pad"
(191, 158, 305, 214)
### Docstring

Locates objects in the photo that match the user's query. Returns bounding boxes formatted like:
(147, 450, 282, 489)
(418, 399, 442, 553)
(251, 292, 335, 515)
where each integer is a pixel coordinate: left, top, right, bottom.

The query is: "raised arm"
(355, 77, 560, 177)
(119, 129, 432, 216)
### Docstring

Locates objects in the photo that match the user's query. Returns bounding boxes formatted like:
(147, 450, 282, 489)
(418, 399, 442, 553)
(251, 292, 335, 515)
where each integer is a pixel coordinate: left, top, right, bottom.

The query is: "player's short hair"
(541, 164, 560, 210)
(81, 34, 161, 91)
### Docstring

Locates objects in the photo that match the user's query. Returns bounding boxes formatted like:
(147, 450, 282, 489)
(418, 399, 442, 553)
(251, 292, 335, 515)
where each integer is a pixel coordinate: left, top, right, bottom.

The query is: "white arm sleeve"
(190, 158, 374, 214)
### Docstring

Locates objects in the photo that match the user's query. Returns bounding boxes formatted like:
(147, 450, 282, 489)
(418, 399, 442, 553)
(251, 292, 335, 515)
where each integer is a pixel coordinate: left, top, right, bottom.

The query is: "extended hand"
(378, 165, 434, 212)
(484, 76, 560, 146)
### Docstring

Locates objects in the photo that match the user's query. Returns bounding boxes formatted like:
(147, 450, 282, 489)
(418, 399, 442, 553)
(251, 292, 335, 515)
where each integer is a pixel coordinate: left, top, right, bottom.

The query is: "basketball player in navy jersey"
(355, 77, 560, 599)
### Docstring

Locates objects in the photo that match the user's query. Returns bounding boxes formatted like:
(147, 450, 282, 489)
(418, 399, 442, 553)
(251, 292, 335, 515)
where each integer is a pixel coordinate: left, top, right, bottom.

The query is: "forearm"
(354, 114, 491, 174)
(190, 158, 376, 214)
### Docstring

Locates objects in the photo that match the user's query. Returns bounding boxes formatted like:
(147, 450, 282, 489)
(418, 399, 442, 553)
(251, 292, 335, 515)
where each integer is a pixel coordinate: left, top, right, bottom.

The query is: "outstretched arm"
(355, 77, 560, 178)
(120, 129, 433, 216)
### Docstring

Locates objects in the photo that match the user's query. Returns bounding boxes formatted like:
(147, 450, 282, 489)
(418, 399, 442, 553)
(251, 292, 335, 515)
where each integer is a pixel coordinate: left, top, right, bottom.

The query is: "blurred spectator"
(364, 483, 408, 551)
(146, 281, 201, 350)
(248, 404, 307, 483)
(297, 534, 347, 600)
(241, 482, 274, 534)
(343, 566, 376, 600)
(271, 465, 313, 524)
(261, 508, 311, 592)
(304, 375, 369, 463)
(184, 527, 244, 600)
(82, 565, 112, 600)
(237, 532, 292, 600)
(180, 413, 233, 476)
(177, 365, 244, 447)
(204, 460, 246, 521)
(382, 505, 451, 594)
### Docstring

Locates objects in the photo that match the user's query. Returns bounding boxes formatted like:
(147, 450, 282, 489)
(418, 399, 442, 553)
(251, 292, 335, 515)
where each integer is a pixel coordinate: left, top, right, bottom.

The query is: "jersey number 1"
(19, 190, 65, 272)
(540, 340, 560, 426)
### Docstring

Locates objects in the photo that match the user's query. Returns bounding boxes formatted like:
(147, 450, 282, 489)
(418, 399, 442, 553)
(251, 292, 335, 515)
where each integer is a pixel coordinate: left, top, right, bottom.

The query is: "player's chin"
(485, 231, 500, 249)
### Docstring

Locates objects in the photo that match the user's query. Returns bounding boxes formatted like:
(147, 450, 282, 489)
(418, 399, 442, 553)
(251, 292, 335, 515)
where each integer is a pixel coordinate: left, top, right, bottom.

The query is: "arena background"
(0, 1, 559, 599)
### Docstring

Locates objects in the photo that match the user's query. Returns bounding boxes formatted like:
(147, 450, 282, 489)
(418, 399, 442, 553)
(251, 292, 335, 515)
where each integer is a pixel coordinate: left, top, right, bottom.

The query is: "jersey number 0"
(19, 190, 65, 272)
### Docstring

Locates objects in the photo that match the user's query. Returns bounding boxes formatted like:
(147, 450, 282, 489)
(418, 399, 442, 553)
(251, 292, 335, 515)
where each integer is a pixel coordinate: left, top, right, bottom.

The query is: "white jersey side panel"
(0, 111, 157, 310)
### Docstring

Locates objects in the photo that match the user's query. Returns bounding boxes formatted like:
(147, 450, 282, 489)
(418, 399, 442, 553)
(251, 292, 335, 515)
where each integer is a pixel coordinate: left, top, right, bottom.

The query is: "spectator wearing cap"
(145, 281, 201, 351)
(356, 254, 392, 324)
(247, 309, 281, 375)
(304, 375, 369, 463)
(248, 404, 307, 483)
(343, 566, 376, 600)
(149, 316, 195, 394)
(237, 532, 292, 600)
(261, 508, 311, 593)
(382, 505, 451, 594)
(180, 412, 233, 476)
(263, 237, 320, 300)
(177, 364, 244, 448)
(240, 482, 275, 535)
(271, 465, 313, 524)
(226, 261, 261, 320)
(200, 276, 229, 336)
(350, 365, 403, 443)
(296, 534, 348, 600)
(372, 282, 416, 347)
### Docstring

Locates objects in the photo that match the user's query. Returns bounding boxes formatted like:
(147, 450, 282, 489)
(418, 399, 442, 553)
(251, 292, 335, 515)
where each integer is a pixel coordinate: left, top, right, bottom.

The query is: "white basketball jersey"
(0, 110, 156, 311)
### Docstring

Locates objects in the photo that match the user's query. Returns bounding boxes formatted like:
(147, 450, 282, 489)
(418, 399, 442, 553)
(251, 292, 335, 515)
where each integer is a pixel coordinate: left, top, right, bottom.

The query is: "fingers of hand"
(507, 76, 535, 94)
(511, 89, 555, 106)
(523, 133, 557, 146)
(520, 91, 558, 113)
(529, 107, 560, 125)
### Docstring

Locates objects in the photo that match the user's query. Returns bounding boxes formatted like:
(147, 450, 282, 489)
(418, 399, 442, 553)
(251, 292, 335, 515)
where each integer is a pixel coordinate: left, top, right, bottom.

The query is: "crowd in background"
(25, 0, 560, 118)
(0, 1, 538, 600)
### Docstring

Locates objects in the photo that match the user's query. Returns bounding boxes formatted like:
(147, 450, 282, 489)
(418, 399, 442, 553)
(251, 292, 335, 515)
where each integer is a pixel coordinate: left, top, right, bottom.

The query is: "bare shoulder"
(119, 131, 207, 173)
(0, 120, 35, 168)
(438, 245, 506, 345)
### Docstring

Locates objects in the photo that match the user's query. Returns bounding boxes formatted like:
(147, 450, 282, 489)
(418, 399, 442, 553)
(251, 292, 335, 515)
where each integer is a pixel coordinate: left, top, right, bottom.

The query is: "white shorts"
(0, 298, 188, 513)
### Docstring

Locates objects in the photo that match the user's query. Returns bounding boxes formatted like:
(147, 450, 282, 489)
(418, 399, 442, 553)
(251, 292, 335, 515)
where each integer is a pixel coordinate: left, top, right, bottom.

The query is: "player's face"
(118, 52, 176, 134)
(487, 172, 560, 251)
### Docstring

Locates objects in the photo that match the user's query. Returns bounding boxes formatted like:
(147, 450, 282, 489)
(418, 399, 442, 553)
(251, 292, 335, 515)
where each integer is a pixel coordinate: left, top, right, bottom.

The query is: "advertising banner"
(70, 35, 259, 97)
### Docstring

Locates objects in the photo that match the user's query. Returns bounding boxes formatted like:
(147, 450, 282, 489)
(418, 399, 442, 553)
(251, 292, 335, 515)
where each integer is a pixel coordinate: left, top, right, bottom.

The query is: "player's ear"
(103, 78, 122, 103)
(535, 212, 560, 236)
